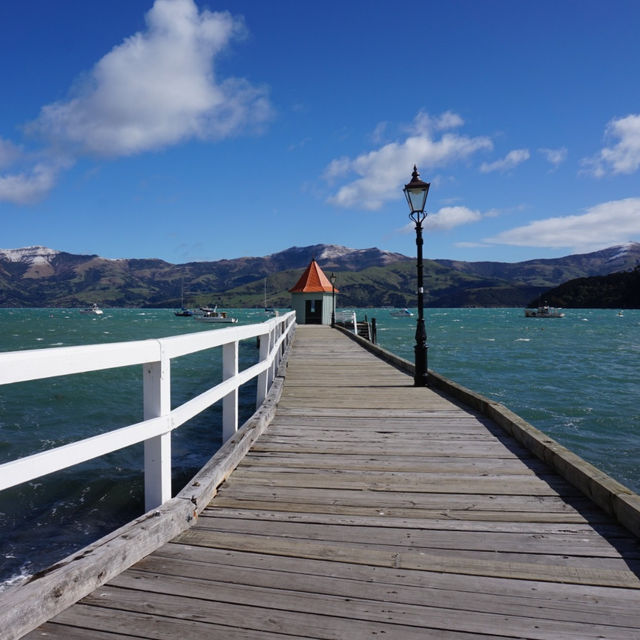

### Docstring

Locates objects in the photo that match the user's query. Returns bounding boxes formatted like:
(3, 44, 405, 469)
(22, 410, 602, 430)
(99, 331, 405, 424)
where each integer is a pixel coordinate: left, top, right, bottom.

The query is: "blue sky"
(1, 0, 639, 264)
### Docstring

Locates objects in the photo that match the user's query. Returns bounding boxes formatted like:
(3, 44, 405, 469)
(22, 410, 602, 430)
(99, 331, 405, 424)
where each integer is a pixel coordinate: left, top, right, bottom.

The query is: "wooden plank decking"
(26, 325, 640, 639)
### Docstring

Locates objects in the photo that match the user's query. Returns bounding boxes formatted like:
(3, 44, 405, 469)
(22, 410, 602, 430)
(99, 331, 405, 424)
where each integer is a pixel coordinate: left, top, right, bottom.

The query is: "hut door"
(305, 299, 323, 324)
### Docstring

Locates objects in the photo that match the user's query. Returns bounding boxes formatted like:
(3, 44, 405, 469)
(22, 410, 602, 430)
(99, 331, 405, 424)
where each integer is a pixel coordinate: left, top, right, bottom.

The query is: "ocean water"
(1, 307, 639, 589)
(0, 307, 272, 590)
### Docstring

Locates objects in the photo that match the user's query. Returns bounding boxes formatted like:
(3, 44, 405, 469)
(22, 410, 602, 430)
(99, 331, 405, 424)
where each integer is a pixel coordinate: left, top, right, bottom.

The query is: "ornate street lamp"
(403, 165, 430, 387)
(330, 272, 337, 327)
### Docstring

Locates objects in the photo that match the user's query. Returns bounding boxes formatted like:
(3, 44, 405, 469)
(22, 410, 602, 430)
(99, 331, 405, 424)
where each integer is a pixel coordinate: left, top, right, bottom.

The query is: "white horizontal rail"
(0, 316, 291, 386)
(0, 311, 295, 510)
(0, 414, 172, 488)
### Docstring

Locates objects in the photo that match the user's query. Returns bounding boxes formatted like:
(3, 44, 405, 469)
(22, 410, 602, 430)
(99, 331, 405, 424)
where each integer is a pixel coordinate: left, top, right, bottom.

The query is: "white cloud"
(455, 241, 489, 248)
(0, 159, 71, 205)
(370, 121, 389, 144)
(0, 138, 23, 169)
(425, 206, 483, 231)
(538, 146, 567, 167)
(401, 205, 483, 234)
(486, 197, 640, 252)
(479, 148, 530, 173)
(411, 110, 465, 134)
(28, 0, 271, 157)
(582, 114, 640, 177)
(0, 0, 271, 204)
(325, 111, 492, 210)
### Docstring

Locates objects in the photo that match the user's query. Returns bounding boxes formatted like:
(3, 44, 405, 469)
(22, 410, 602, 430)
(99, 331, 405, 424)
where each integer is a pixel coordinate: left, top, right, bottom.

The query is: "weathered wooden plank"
(25, 626, 134, 640)
(55, 591, 510, 640)
(96, 572, 640, 639)
(208, 496, 603, 523)
(241, 452, 546, 473)
(249, 440, 530, 457)
(263, 427, 505, 440)
(215, 484, 598, 513)
(226, 469, 580, 497)
(201, 507, 631, 537)
(154, 543, 640, 609)
(232, 465, 561, 485)
(275, 407, 477, 417)
(173, 529, 640, 588)
(268, 416, 496, 424)
(38, 604, 323, 640)
(193, 514, 639, 558)
(127, 556, 640, 628)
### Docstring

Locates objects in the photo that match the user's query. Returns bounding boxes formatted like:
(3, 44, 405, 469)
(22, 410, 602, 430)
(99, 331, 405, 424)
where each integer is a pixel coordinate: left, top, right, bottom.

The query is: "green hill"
(528, 267, 640, 309)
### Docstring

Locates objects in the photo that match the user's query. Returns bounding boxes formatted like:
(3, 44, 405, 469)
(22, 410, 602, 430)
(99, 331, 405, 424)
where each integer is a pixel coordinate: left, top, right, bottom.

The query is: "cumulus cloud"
(485, 197, 640, 252)
(401, 205, 483, 234)
(581, 114, 640, 177)
(538, 146, 567, 168)
(0, 0, 271, 203)
(0, 138, 23, 169)
(424, 206, 483, 231)
(479, 148, 530, 173)
(0, 159, 71, 205)
(29, 0, 271, 156)
(325, 111, 492, 210)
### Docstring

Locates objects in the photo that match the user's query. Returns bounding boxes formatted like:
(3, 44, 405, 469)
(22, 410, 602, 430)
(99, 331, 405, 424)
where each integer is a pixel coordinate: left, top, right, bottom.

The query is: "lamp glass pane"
(406, 187, 427, 213)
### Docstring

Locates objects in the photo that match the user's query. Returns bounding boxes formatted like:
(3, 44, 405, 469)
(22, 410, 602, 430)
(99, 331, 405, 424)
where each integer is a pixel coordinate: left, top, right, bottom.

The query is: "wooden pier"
(18, 325, 640, 638)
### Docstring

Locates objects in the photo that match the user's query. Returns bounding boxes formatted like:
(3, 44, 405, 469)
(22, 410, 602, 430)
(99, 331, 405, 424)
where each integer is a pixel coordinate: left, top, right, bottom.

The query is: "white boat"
(80, 303, 103, 315)
(194, 306, 238, 323)
(390, 308, 414, 317)
(524, 304, 564, 318)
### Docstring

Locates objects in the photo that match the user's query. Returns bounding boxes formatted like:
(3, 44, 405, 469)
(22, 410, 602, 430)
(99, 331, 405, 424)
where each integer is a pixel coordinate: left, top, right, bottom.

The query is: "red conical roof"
(289, 259, 339, 293)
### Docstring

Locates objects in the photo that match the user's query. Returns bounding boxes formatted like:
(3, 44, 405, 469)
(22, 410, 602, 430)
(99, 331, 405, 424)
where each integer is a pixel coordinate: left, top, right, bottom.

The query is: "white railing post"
(256, 330, 270, 407)
(275, 322, 283, 370)
(222, 341, 239, 442)
(268, 326, 276, 388)
(143, 355, 171, 511)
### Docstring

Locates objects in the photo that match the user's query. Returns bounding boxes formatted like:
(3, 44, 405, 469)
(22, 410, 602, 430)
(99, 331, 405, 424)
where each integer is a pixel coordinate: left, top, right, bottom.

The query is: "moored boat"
(524, 304, 564, 318)
(194, 306, 238, 323)
(174, 276, 193, 316)
(79, 303, 103, 315)
(390, 308, 413, 317)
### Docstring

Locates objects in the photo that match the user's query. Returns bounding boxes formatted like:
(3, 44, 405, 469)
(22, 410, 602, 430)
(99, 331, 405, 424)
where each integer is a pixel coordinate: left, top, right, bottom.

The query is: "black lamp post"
(330, 272, 336, 328)
(403, 165, 430, 387)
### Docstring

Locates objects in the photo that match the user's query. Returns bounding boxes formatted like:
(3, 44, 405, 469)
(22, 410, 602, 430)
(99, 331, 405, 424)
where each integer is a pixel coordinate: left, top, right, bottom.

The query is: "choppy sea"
(1, 307, 638, 589)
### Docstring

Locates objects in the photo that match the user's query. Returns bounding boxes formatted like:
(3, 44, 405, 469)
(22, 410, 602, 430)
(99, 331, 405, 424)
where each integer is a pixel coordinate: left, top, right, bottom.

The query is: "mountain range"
(1, 243, 639, 309)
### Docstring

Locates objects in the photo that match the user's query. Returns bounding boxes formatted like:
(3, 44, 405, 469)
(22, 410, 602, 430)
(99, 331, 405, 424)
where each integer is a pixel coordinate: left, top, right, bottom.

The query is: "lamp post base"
(414, 344, 428, 387)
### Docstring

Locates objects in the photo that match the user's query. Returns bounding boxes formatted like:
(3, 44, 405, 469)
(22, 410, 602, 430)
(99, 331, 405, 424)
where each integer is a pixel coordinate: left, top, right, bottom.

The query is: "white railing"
(335, 310, 358, 334)
(0, 312, 295, 510)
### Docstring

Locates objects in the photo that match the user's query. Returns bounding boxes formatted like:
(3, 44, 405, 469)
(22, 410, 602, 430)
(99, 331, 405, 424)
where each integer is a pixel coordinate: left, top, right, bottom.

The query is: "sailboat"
(264, 278, 276, 316)
(174, 276, 193, 316)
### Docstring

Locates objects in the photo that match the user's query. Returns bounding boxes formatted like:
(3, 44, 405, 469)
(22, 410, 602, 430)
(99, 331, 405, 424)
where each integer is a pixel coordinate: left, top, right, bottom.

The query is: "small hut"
(289, 259, 338, 325)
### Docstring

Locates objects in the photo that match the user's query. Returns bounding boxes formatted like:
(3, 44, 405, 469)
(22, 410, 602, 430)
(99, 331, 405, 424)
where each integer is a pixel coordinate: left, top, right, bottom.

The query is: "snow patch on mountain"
(317, 245, 407, 264)
(317, 245, 356, 260)
(606, 242, 639, 263)
(0, 246, 60, 265)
